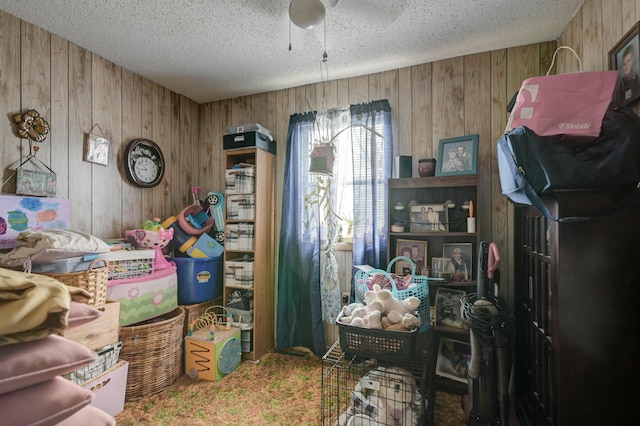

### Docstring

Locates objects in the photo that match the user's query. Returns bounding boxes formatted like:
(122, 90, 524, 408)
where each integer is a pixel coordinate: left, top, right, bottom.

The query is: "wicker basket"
(119, 307, 184, 401)
(180, 298, 222, 338)
(42, 258, 108, 306)
(63, 341, 122, 385)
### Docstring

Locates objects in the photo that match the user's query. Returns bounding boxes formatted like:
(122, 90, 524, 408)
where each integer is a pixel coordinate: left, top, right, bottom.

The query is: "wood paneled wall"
(0, 12, 200, 239)
(1, 0, 636, 308)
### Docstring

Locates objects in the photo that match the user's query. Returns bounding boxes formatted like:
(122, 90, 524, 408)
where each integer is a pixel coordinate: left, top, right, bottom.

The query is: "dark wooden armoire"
(513, 188, 639, 425)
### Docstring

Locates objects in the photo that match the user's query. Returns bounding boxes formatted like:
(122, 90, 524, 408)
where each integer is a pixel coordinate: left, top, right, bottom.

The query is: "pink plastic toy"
(124, 227, 175, 270)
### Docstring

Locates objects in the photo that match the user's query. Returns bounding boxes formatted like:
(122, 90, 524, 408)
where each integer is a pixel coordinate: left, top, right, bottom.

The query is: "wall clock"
(124, 138, 165, 188)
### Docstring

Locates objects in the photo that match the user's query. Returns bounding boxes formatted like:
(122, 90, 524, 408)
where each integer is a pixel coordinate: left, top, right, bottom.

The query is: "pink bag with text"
(507, 47, 618, 139)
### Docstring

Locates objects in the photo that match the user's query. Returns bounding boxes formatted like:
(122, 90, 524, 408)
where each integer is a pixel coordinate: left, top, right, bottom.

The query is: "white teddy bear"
(339, 303, 383, 329)
(364, 284, 420, 324)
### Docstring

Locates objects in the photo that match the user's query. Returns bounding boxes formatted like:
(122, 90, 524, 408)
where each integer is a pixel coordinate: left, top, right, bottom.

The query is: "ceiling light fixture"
(289, 0, 326, 29)
(288, 0, 329, 64)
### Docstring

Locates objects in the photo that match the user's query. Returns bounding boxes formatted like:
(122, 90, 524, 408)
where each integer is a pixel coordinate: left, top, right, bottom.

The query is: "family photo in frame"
(435, 287, 466, 328)
(610, 21, 640, 108)
(443, 243, 473, 281)
(435, 337, 471, 384)
(435, 134, 479, 177)
(395, 239, 427, 275)
(409, 203, 448, 233)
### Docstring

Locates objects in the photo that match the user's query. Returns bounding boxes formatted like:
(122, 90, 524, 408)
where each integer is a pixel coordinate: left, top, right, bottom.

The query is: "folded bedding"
(0, 268, 92, 346)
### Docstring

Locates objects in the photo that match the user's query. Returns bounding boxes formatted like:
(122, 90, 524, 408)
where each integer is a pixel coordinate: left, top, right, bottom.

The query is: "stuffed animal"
(351, 309, 382, 329)
(338, 303, 383, 329)
(339, 304, 368, 325)
(381, 312, 420, 331)
(364, 284, 420, 320)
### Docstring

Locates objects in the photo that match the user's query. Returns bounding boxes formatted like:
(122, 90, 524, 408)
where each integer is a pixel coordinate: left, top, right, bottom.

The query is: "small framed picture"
(84, 132, 110, 166)
(435, 287, 466, 328)
(609, 21, 640, 108)
(409, 203, 448, 233)
(395, 239, 427, 275)
(443, 243, 473, 281)
(435, 337, 471, 384)
(435, 134, 479, 177)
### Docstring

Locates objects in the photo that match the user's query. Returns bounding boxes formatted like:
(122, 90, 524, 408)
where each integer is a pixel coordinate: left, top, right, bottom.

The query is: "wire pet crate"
(321, 339, 427, 426)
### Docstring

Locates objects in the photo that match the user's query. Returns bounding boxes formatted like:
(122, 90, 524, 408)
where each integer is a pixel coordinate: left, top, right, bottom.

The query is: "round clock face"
(124, 138, 165, 188)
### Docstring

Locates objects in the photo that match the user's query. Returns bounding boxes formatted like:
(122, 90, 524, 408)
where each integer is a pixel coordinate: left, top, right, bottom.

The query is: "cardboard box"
(81, 360, 129, 417)
(63, 302, 120, 350)
(106, 266, 178, 326)
(223, 131, 276, 154)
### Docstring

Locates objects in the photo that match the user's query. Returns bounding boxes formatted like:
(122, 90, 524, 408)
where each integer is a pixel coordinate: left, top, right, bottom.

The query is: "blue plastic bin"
(170, 256, 222, 304)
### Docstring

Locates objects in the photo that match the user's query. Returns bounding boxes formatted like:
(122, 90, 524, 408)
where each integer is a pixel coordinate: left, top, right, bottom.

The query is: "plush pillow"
(0, 376, 93, 426)
(67, 301, 102, 328)
(56, 405, 115, 426)
(0, 334, 96, 395)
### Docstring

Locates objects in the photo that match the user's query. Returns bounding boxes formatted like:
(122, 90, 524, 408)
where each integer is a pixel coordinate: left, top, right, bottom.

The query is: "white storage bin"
(103, 249, 156, 280)
(227, 194, 255, 220)
(225, 165, 255, 194)
(224, 257, 254, 288)
(225, 223, 254, 251)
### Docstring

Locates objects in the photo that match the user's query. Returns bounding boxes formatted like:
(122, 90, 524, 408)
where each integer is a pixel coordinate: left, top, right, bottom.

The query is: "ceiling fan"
(289, 0, 408, 30)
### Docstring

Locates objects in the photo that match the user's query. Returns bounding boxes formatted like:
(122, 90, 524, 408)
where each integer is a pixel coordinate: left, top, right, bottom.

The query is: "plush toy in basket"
(337, 284, 420, 332)
(354, 256, 431, 332)
(336, 284, 421, 363)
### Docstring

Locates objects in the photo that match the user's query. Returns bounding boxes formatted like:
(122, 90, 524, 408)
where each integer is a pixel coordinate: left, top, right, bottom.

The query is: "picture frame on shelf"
(435, 287, 466, 328)
(409, 203, 448, 233)
(435, 134, 479, 177)
(395, 239, 427, 275)
(609, 21, 640, 108)
(435, 337, 471, 384)
(443, 243, 473, 281)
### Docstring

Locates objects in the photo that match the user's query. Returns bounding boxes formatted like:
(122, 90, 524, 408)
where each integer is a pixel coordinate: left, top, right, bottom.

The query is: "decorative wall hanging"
(0, 195, 71, 249)
(13, 109, 50, 142)
(15, 146, 57, 197)
(309, 143, 334, 175)
(84, 124, 111, 166)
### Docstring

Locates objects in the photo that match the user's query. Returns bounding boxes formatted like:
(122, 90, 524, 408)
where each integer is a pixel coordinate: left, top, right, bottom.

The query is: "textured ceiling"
(0, 0, 583, 103)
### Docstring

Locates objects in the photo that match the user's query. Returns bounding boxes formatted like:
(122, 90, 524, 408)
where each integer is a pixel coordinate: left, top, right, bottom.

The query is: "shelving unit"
(223, 146, 276, 361)
(513, 189, 639, 425)
(387, 175, 480, 424)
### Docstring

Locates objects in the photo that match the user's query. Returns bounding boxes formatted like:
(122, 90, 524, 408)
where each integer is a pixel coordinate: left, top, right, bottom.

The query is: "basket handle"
(386, 255, 416, 276)
(86, 257, 107, 271)
(360, 268, 401, 296)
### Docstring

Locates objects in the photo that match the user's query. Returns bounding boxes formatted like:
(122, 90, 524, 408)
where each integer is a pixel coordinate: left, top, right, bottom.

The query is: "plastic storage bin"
(171, 256, 222, 304)
(30, 255, 105, 274)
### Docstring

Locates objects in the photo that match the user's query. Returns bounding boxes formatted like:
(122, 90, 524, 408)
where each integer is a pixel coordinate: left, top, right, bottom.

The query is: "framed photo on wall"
(435, 134, 479, 177)
(395, 239, 427, 275)
(609, 21, 640, 108)
(409, 203, 448, 233)
(435, 337, 471, 384)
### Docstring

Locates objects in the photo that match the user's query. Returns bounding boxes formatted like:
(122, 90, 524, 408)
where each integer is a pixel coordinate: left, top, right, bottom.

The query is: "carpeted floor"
(115, 350, 466, 425)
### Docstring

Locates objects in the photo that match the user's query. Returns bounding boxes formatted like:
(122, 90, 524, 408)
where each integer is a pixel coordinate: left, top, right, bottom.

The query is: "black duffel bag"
(497, 108, 640, 222)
